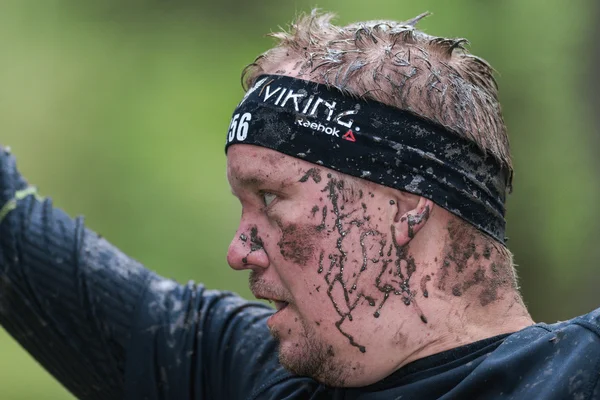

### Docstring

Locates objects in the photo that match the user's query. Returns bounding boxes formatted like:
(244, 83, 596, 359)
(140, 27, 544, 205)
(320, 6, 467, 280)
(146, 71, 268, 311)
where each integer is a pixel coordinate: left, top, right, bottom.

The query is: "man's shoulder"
(519, 306, 600, 345)
(498, 306, 600, 367)
(478, 307, 600, 399)
(565, 306, 600, 338)
(504, 306, 600, 342)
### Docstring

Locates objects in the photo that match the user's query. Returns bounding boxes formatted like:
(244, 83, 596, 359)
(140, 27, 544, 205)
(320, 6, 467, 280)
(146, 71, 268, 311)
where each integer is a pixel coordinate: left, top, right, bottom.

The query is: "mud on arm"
(0, 148, 152, 399)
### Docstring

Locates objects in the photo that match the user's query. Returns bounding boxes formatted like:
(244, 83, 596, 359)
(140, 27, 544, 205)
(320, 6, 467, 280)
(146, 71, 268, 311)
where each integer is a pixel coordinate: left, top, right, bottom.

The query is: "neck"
(397, 283, 534, 368)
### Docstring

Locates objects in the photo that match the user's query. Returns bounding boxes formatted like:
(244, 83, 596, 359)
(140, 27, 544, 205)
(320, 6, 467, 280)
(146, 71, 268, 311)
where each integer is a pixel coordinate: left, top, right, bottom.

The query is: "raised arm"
(0, 147, 152, 398)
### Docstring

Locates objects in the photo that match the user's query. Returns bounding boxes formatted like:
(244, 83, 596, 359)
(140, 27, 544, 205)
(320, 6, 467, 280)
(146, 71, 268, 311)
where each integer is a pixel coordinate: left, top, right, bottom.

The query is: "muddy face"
(226, 145, 429, 386)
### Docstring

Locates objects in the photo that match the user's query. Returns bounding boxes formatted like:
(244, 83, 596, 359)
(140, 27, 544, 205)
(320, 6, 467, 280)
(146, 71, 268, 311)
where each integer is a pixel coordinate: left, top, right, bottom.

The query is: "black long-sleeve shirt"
(1, 148, 599, 400)
(0, 148, 150, 398)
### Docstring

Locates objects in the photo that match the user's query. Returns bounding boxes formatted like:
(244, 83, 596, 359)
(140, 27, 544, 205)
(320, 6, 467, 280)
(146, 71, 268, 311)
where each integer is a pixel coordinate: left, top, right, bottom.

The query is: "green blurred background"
(0, 0, 598, 398)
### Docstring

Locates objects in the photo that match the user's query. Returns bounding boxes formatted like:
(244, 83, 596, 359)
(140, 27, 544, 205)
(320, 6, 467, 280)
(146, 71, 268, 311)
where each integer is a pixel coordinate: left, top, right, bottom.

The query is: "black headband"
(225, 74, 510, 243)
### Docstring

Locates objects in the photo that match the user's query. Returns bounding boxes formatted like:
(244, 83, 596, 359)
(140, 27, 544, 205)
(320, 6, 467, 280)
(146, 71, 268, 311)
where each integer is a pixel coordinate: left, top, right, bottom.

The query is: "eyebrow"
(228, 172, 266, 198)
(234, 175, 265, 188)
(229, 167, 295, 195)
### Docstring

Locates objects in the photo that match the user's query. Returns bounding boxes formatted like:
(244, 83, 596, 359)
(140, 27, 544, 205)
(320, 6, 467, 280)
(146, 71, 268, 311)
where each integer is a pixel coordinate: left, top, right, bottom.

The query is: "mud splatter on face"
(273, 167, 432, 357)
(300, 173, 430, 354)
(318, 251, 324, 273)
(316, 206, 328, 232)
(311, 205, 320, 217)
(250, 226, 264, 251)
(277, 224, 319, 266)
(420, 274, 431, 298)
(238, 226, 266, 265)
(299, 168, 322, 183)
(372, 225, 427, 323)
(319, 176, 371, 353)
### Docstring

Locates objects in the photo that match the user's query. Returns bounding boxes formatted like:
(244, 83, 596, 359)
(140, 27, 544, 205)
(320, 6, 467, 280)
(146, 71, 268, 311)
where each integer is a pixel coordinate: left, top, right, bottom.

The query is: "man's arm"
(0, 147, 152, 399)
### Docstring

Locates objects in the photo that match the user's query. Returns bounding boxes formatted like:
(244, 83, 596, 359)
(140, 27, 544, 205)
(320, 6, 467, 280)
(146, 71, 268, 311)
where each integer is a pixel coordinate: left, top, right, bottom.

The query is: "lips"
(249, 273, 291, 313)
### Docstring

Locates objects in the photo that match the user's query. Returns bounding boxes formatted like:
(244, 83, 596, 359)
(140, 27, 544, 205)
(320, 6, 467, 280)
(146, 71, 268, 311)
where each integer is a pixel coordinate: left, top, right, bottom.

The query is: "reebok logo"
(342, 130, 356, 142)
(296, 118, 340, 137)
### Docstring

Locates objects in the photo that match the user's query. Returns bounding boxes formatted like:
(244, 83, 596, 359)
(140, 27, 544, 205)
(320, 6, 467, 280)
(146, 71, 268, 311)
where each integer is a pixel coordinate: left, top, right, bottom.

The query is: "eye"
(262, 192, 277, 207)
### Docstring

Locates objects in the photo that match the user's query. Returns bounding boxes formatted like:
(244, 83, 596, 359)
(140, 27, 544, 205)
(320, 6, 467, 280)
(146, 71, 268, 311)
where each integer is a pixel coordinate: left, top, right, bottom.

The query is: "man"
(1, 10, 599, 400)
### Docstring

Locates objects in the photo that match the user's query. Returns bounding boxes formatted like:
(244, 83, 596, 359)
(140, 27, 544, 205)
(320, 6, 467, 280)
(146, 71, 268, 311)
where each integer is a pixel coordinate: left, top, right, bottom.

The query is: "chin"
(276, 336, 349, 387)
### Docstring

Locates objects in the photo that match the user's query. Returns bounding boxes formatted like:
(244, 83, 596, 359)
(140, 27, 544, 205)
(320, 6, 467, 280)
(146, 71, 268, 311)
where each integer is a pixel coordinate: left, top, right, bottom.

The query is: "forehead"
(226, 144, 306, 189)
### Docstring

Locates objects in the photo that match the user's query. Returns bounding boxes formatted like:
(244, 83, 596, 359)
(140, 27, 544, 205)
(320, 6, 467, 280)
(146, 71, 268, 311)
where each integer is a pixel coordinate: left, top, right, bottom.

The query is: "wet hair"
(242, 10, 512, 179)
(242, 10, 519, 292)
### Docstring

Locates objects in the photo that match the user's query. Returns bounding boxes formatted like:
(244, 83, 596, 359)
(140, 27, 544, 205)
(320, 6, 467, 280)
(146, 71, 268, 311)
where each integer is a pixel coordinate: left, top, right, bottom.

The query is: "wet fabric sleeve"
(0, 149, 153, 399)
(123, 279, 325, 399)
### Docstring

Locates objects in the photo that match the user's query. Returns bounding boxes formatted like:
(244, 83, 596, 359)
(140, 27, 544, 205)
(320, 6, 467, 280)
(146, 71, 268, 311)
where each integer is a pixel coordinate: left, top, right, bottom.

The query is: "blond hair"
(243, 10, 512, 184)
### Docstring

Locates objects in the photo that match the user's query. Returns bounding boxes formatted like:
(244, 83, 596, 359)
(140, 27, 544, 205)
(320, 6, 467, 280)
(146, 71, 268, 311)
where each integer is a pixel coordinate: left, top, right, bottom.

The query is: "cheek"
(277, 223, 326, 267)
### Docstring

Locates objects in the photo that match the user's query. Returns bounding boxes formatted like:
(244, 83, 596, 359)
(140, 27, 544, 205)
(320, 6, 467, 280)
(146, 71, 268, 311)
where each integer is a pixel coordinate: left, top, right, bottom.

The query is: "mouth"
(274, 300, 289, 311)
(254, 294, 290, 311)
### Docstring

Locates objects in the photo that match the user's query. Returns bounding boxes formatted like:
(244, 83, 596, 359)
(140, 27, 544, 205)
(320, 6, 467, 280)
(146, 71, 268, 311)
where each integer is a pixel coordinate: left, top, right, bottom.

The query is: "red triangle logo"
(342, 130, 356, 142)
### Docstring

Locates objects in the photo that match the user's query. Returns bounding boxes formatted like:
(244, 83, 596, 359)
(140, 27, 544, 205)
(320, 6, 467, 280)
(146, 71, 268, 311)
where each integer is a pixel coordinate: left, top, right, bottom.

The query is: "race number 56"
(228, 112, 252, 142)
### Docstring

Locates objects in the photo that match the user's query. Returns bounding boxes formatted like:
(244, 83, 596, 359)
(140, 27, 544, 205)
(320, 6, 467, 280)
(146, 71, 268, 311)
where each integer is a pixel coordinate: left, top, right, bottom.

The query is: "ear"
(392, 197, 434, 247)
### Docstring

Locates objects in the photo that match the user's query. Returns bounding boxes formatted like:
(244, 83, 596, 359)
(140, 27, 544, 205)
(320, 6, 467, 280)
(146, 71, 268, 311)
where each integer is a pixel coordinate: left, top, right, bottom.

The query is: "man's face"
(227, 144, 424, 385)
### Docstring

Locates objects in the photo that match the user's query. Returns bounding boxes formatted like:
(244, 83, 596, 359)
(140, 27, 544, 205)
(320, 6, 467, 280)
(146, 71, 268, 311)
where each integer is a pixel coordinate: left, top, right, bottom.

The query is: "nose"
(227, 224, 269, 271)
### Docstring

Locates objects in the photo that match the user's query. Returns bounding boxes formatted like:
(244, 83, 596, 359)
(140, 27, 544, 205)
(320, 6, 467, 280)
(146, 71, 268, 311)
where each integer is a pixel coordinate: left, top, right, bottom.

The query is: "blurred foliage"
(0, 0, 597, 398)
